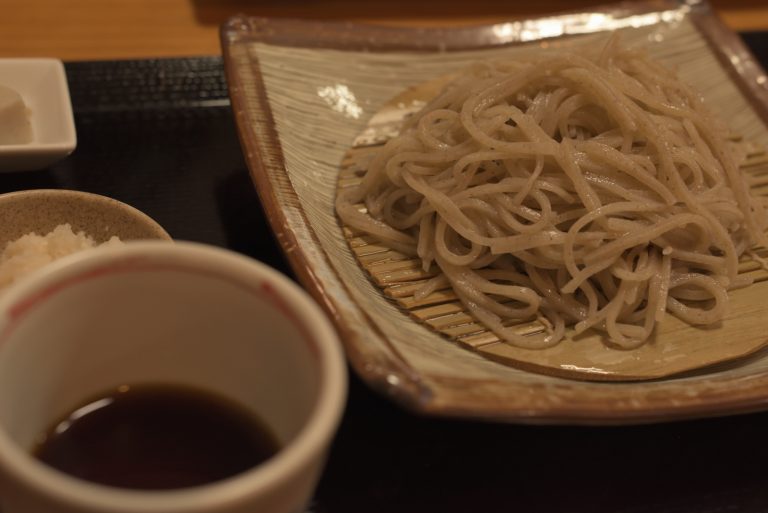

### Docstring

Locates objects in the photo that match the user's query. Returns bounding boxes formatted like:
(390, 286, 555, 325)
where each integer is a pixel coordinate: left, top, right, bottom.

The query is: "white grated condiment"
(0, 224, 122, 290)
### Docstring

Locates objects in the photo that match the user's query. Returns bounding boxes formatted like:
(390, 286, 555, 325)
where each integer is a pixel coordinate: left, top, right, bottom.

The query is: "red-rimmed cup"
(0, 241, 347, 513)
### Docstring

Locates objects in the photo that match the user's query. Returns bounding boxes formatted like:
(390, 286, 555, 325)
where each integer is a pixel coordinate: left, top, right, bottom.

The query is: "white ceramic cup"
(0, 241, 347, 513)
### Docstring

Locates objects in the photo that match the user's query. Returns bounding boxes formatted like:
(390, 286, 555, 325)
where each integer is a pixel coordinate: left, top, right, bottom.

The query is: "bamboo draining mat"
(339, 125, 768, 380)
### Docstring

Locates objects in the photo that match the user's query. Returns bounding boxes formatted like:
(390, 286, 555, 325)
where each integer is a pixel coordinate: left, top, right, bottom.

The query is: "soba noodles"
(335, 40, 768, 349)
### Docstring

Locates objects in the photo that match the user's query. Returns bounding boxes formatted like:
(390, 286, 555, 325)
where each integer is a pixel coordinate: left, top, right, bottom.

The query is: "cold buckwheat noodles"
(335, 40, 768, 350)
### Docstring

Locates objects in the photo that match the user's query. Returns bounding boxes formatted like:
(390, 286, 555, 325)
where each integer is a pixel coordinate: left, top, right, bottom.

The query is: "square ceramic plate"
(0, 59, 77, 172)
(221, 0, 768, 424)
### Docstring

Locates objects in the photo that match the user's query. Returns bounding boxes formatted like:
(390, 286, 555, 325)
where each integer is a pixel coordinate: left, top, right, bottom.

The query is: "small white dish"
(0, 59, 76, 172)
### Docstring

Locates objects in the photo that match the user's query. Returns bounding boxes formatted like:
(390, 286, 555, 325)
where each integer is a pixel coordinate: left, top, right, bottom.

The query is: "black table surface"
(3, 32, 768, 513)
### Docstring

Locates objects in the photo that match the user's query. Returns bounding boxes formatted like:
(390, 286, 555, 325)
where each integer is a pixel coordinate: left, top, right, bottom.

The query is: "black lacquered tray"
(0, 32, 767, 512)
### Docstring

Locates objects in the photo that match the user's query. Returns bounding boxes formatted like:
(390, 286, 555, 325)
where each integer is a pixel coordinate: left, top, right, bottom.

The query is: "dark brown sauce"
(32, 384, 281, 490)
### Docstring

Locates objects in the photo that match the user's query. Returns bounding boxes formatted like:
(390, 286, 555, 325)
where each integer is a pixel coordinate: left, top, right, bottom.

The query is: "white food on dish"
(0, 85, 33, 145)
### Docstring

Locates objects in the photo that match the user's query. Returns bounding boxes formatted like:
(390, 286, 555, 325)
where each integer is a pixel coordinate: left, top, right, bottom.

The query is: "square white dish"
(0, 58, 77, 172)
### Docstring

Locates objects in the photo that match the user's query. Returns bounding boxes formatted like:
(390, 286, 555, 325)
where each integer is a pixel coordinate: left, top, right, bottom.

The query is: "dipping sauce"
(0, 85, 32, 145)
(32, 384, 280, 490)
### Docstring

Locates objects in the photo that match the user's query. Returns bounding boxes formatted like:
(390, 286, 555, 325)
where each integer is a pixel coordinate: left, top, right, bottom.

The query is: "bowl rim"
(0, 188, 172, 242)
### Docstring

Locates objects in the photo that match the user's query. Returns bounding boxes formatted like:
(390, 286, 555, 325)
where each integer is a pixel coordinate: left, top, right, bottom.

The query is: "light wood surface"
(1, 0, 768, 61)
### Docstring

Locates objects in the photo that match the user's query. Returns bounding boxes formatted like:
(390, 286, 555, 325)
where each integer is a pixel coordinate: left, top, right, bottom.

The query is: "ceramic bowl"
(0, 189, 171, 247)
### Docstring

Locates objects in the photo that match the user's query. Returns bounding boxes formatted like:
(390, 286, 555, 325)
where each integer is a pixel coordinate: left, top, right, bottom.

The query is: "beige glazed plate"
(222, 0, 768, 424)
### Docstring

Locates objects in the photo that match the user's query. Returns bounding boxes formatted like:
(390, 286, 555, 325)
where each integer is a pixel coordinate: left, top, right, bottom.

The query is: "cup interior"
(0, 243, 326, 461)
